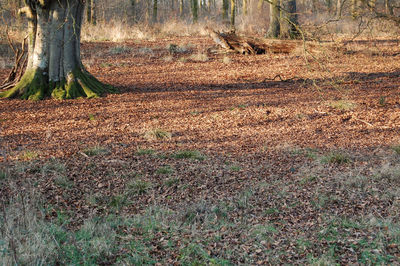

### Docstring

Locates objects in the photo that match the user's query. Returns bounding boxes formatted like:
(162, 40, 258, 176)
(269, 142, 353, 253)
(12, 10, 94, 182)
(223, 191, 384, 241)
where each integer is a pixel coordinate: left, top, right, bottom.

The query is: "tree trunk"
(191, 0, 198, 23)
(153, 0, 158, 23)
(266, 0, 280, 38)
(0, 0, 113, 100)
(180, 0, 184, 17)
(336, 0, 342, 18)
(130, 0, 136, 23)
(222, 0, 229, 21)
(230, 0, 236, 30)
(91, 0, 97, 25)
(351, 0, 358, 18)
(243, 0, 248, 16)
(280, 0, 299, 39)
(385, 0, 394, 15)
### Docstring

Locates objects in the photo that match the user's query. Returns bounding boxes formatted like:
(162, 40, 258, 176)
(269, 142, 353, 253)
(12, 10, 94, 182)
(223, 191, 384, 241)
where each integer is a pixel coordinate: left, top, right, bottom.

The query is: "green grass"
(392, 145, 400, 155)
(109, 45, 132, 55)
(82, 146, 110, 156)
(53, 175, 73, 189)
(135, 148, 155, 156)
(230, 165, 241, 172)
(126, 179, 151, 195)
(321, 152, 351, 164)
(156, 165, 174, 175)
(18, 150, 38, 161)
(0, 169, 8, 180)
(173, 150, 205, 161)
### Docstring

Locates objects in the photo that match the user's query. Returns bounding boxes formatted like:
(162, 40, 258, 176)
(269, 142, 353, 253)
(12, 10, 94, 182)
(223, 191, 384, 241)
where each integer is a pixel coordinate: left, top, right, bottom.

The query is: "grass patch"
(18, 150, 38, 161)
(391, 145, 400, 155)
(138, 47, 154, 56)
(173, 150, 205, 161)
(164, 177, 179, 187)
(54, 175, 73, 189)
(222, 56, 232, 64)
(166, 43, 190, 54)
(135, 148, 156, 156)
(190, 52, 208, 62)
(109, 45, 132, 55)
(144, 128, 172, 141)
(82, 146, 110, 156)
(321, 152, 351, 164)
(329, 100, 356, 111)
(0, 169, 9, 180)
(156, 165, 174, 175)
(126, 179, 151, 195)
(230, 165, 241, 172)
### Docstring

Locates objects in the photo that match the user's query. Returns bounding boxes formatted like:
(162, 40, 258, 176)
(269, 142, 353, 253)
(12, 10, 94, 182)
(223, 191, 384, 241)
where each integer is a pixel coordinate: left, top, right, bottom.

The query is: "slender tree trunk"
(230, 0, 235, 29)
(91, 0, 96, 25)
(351, 0, 358, 18)
(86, 0, 91, 23)
(180, 0, 184, 17)
(266, 0, 280, 38)
(243, 0, 248, 16)
(258, 0, 264, 16)
(191, 0, 198, 22)
(326, 0, 332, 14)
(130, 0, 136, 23)
(368, 0, 375, 11)
(311, 0, 318, 14)
(153, 0, 158, 23)
(385, 0, 394, 15)
(1, 0, 113, 100)
(336, 0, 341, 17)
(222, 0, 229, 21)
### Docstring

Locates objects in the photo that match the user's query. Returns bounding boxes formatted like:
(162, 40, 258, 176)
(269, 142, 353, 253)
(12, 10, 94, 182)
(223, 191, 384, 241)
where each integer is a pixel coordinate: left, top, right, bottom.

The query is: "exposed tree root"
(0, 68, 115, 100)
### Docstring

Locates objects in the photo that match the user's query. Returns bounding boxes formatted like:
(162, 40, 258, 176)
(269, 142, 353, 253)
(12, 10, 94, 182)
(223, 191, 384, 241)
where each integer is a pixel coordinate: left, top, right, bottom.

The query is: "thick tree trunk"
(1, 0, 113, 100)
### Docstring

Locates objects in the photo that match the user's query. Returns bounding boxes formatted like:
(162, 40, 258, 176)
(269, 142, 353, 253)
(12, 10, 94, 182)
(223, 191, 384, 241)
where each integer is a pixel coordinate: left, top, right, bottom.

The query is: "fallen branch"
(0, 28, 28, 91)
(206, 27, 299, 55)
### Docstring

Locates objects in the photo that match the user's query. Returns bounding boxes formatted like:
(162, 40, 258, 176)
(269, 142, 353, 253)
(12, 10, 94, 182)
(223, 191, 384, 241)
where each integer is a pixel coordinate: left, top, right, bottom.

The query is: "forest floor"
(0, 35, 400, 264)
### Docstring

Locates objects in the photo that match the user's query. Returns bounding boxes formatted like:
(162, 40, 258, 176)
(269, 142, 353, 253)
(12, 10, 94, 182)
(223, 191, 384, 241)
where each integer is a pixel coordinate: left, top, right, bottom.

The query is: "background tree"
(266, 0, 280, 37)
(280, 0, 299, 38)
(0, 0, 112, 100)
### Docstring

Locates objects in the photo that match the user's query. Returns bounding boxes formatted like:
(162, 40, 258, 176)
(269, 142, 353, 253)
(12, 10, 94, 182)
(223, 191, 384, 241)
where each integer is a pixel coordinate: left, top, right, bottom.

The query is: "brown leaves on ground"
(0, 36, 400, 264)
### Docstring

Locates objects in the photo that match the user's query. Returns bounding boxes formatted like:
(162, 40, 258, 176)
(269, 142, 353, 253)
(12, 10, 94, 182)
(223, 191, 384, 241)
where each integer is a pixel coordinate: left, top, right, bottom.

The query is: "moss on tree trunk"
(0, 0, 115, 100)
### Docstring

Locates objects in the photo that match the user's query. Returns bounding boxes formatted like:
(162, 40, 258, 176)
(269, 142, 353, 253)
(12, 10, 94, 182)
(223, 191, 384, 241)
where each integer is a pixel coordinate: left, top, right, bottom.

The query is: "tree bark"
(153, 0, 158, 23)
(336, 0, 342, 18)
(385, 0, 394, 15)
(266, 0, 280, 38)
(1, 0, 113, 100)
(280, 0, 299, 39)
(222, 0, 229, 21)
(230, 0, 236, 30)
(191, 0, 198, 23)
